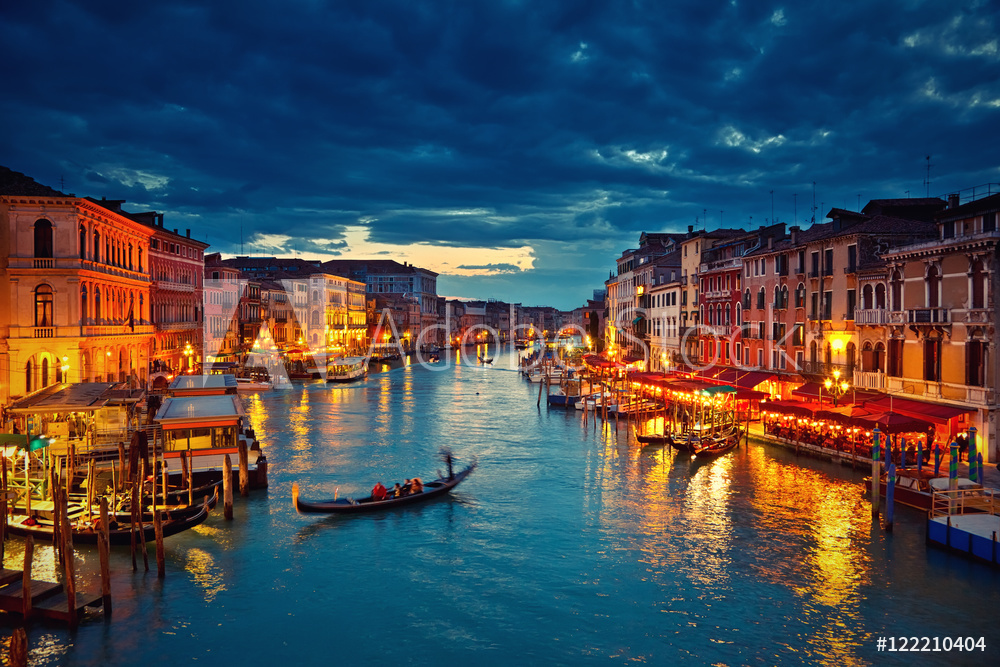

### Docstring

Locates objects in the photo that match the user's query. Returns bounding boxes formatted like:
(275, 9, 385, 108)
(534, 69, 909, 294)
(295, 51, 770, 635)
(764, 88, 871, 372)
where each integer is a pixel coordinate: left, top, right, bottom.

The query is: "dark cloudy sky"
(3, 1, 998, 309)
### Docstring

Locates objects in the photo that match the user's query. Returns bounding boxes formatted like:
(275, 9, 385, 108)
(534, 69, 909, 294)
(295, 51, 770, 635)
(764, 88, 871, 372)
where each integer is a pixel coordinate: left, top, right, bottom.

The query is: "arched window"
(926, 265, 940, 308)
(809, 340, 818, 364)
(862, 284, 873, 310)
(41, 357, 49, 388)
(757, 287, 765, 309)
(846, 342, 856, 372)
(93, 230, 101, 262)
(874, 342, 886, 373)
(773, 285, 780, 308)
(891, 270, 903, 310)
(743, 289, 751, 310)
(780, 285, 789, 309)
(137, 247, 144, 273)
(862, 341, 874, 371)
(139, 294, 144, 323)
(971, 259, 985, 309)
(79, 225, 87, 260)
(736, 303, 742, 326)
(875, 283, 886, 309)
(81, 285, 89, 324)
(95, 288, 102, 322)
(34, 284, 54, 327)
(34, 219, 53, 258)
(128, 243, 133, 270)
(25, 361, 32, 394)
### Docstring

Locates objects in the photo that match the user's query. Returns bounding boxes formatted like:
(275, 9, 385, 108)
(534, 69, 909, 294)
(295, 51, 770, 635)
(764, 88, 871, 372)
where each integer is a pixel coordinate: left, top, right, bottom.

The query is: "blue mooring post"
(934, 444, 942, 476)
(978, 453, 985, 489)
(885, 461, 896, 532)
(871, 427, 882, 519)
(917, 437, 923, 475)
(968, 426, 978, 484)
(900, 437, 907, 469)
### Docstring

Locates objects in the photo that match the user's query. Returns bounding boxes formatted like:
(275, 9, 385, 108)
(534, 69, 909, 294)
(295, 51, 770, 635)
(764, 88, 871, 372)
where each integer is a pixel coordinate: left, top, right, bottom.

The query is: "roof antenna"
(811, 181, 817, 224)
(793, 193, 797, 225)
(923, 155, 932, 197)
(770, 190, 775, 226)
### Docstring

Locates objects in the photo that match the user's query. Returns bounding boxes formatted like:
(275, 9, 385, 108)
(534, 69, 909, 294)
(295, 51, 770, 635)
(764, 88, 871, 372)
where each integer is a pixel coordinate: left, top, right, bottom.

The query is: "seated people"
(371, 482, 388, 501)
(410, 477, 424, 494)
(393, 483, 403, 498)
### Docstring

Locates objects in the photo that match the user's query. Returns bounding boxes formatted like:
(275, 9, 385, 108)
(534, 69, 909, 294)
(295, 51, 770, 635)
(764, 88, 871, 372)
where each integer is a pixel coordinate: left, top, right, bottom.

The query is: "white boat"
(235, 377, 273, 392)
(327, 356, 368, 383)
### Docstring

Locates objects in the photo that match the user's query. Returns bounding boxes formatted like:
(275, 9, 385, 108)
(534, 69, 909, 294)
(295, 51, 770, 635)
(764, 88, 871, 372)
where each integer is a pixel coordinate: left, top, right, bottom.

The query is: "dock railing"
(930, 487, 999, 519)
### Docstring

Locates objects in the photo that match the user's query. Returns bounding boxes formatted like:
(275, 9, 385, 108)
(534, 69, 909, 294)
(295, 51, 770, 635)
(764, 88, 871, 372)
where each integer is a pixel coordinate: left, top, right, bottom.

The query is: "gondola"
(148, 478, 223, 506)
(6, 502, 211, 546)
(636, 432, 673, 446)
(120, 486, 219, 522)
(691, 427, 743, 459)
(293, 463, 475, 514)
(478, 356, 494, 364)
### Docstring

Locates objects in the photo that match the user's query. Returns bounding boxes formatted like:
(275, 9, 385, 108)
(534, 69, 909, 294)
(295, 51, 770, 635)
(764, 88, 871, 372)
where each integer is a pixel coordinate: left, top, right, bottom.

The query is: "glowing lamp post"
(823, 369, 850, 407)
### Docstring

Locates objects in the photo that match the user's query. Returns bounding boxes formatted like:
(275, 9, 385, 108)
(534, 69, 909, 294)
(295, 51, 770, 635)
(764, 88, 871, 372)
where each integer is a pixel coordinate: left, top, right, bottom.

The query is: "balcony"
(704, 289, 732, 300)
(907, 308, 950, 324)
(844, 265, 857, 275)
(822, 267, 834, 277)
(799, 360, 854, 377)
(33, 258, 54, 269)
(795, 265, 805, 275)
(963, 309, 990, 324)
(808, 269, 820, 278)
(853, 370, 886, 390)
(34, 327, 54, 338)
(854, 308, 889, 325)
(84, 324, 155, 337)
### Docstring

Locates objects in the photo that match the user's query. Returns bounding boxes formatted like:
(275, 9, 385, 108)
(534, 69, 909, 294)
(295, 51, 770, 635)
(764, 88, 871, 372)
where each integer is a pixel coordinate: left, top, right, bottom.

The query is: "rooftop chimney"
(174, 229, 178, 235)
(767, 236, 774, 250)
(789, 225, 800, 245)
(948, 193, 960, 209)
(688, 225, 694, 234)
(186, 229, 191, 238)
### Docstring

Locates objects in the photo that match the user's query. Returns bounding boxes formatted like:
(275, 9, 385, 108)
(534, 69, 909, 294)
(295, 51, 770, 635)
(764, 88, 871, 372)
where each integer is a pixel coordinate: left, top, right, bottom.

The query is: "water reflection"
(184, 547, 226, 603)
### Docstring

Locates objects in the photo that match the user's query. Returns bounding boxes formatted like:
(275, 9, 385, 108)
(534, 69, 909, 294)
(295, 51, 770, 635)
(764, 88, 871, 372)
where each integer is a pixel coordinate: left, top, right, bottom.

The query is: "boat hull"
(294, 465, 474, 514)
(6, 505, 210, 545)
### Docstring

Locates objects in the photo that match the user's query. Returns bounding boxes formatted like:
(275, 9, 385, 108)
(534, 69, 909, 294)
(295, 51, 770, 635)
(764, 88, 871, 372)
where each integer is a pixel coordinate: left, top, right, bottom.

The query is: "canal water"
(4, 349, 999, 665)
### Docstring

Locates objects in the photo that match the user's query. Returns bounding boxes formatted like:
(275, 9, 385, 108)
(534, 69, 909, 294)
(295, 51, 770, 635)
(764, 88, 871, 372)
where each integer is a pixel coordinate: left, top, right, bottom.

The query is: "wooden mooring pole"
(154, 509, 165, 579)
(223, 454, 234, 520)
(8, 627, 28, 667)
(238, 441, 249, 497)
(99, 497, 112, 616)
(59, 486, 77, 629)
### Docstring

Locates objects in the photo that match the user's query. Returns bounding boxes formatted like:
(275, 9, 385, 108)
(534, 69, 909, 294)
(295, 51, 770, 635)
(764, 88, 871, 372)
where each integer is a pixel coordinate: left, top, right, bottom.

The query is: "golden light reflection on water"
(593, 435, 877, 665)
(184, 547, 227, 604)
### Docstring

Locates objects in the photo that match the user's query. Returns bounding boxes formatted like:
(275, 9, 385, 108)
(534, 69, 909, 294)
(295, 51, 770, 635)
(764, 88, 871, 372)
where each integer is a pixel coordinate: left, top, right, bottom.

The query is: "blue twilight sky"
(2, 0, 999, 310)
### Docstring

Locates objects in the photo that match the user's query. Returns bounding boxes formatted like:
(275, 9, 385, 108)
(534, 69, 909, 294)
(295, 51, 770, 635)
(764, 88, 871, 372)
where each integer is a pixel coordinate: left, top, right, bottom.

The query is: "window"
(34, 284, 54, 327)
(93, 230, 101, 262)
(795, 283, 805, 308)
(79, 225, 87, 260)
(966, 341, 986, 387)
(846, 289, 856, 319)
(34, 219, 54, 258)
(756, 287, 765, 309)
(811, 251, 820, 276)
(95, 288, 102, 321)
(823, 249, 833, 276)
(847, 245, 857, 273)
(891, 270, 903, 310)
(81, 285, 88, 323)
(25, 361, 32, 394)
(797, 250, 805, 274)
(926, 265, 940, 308)
(810, 292, 818, 319)
(923, 339, 941, 382)
(743, 289, 751, 310)
(971, 259, 985, 309)
(985, 213, 997, 233)
(885, 341, 899, 377)
(942, 221, 955, 239)
(822, 291, 833, 320)
(792, 323, 804, 346)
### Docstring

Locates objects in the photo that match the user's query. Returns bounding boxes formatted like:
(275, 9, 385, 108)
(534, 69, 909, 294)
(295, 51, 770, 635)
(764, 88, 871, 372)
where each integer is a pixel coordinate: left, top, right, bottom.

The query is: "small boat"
(6, 503, 210, 546)
(327, 356, 368, 383)
(121, 486, 220, 522)
(293, 464, 475, 514)
(235, 376, 272, 392)
(691, 427, 742, 458)
(478, 356, 494, 364)
(864, 469, 980, 511)
(636, 432, 673, 446)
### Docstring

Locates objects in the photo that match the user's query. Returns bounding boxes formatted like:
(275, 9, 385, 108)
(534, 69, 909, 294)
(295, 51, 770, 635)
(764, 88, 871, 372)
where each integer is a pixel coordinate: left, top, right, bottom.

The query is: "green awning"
(631, 316, 643, 325)
(0, 434, 28, 448)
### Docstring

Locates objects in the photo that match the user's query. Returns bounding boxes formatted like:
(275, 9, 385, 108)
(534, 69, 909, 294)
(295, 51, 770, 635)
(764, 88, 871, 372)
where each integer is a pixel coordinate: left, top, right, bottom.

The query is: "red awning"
(865, 396, 976, 425)
(762, 400, 819, 418)
(734, 370, 776, 389)
(735, 389, 770, 401)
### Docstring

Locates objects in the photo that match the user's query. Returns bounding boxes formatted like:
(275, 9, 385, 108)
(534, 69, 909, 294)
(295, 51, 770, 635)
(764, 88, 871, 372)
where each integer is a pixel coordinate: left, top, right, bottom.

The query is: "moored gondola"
(293, 463, 475, 514)
(6, 502, 211, 546)
(636, 432, 673, 446)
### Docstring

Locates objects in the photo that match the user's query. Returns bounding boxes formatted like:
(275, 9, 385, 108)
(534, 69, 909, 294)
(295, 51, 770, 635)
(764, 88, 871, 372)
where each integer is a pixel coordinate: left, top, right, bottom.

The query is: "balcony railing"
(34, 327, 54, 338)
(963, 309, 990, 324)
(907, 308, 950, 324)
(798, 360, 854, 377)
(84, 325, 155, 336)
(33, 258, 54, 269)
(854, 308, 889, 325)
(853, 370, 886, 390)
(822, 267, 834, 277)
(808, 269, 820, 278)
(795, 265, 805, 275)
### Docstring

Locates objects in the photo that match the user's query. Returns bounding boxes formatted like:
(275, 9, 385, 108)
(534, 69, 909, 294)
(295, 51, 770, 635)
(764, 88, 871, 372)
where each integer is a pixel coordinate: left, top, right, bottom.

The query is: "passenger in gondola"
(410, 477, 424, 494)
(393, 483, 402, 498)
(401, 479, 412, 496)
(371, 482, 388, 501)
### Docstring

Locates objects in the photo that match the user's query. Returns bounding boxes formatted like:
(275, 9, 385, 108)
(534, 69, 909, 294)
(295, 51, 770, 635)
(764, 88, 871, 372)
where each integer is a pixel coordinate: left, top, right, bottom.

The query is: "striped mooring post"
(977, 453, 985, 490)
(949, 441, 959, 514)
(968, 426, 978, 484)
(871, 427, 882, 519)
(885, 461, 896, 532)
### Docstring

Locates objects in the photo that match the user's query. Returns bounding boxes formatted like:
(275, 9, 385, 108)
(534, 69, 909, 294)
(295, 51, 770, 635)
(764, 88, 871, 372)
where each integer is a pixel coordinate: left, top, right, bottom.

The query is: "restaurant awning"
(856, 410, 933, 434)
(7, 382, 120, 414)
(761, 399, 819, 418)
(865, 396, 976, 425)
(734, 370, 776, 389)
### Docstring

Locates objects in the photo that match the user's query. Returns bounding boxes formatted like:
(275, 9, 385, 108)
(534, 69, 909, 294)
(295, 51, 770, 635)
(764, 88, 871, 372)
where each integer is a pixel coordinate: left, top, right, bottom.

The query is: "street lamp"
(824, 368, 850, 407)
